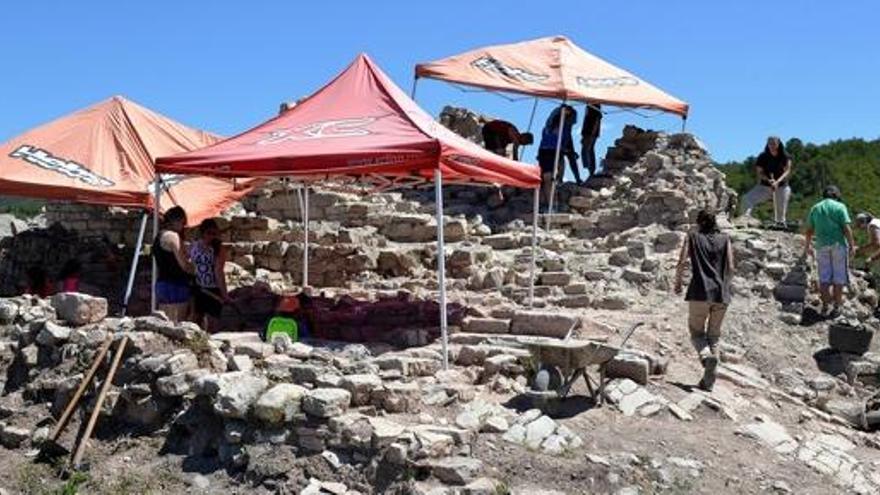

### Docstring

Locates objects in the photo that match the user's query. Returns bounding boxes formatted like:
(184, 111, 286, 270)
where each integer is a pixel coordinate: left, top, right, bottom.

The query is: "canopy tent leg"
(528, 187, 539, 308)
(303, 185, 310, 288)
(434, 168, 449, 371)
(681, 116, 687, 132)
(121, 212, 149, 316)
(410, 77, 419, 100)
(151, 178, 161, 313)
(546, 101, 567, 231)
(518, 97, 540, 161)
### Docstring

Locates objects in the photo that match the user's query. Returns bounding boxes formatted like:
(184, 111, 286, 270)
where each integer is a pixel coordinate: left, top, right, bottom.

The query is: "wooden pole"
(71, 336, 128, 468)
(49, 336, 113, 443)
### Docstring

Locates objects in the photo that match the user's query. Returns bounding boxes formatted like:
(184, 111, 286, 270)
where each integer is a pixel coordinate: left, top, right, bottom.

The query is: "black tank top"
(153, 231, 190, 284)
(685, 231, 732, 304)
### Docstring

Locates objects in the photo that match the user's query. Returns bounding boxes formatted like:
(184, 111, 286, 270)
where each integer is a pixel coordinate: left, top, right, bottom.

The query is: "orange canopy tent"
(414, 35, 688, 116)
(158, 54, 542, 368)
(0, 95, 257, 223)
(414, 35, 689, 230)
(0, 96, 260, 313)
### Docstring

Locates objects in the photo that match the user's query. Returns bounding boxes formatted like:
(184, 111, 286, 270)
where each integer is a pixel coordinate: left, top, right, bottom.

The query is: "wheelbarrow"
(524, 322, 644, 408)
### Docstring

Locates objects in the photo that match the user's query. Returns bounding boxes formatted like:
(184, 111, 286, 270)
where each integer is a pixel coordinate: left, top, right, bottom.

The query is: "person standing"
(674, 209, 734, 392)
(153, 206, 194, 323)
(855, 212, 880, 265)
(805, 185, 856, 318)
(741, 136, 793, 224)
(190, 219, 229, 332)
(580, 104, 602, 178)
(538, 104, 580, 205)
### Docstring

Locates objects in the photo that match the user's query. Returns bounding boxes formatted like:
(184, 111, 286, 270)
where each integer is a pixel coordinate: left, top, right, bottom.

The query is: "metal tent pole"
(528, 188, 540, 308)
(410, 77, 419, 100)
(681, 116, 687, 132)
(546, 102, 567, 231)
(434, 168, 449, 370)
(303, 184, 310, 288)
(121, 212, 149, 316)
(518, 97, 540, 161)
(151, 178, 161, 313)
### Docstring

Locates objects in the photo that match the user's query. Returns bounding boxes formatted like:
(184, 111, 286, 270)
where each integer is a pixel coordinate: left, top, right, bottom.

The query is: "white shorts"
(817, 244, 849, 286)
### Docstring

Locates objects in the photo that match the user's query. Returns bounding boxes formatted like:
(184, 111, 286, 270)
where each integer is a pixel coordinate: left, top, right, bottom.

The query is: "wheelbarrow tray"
(525, 338, 619, 371)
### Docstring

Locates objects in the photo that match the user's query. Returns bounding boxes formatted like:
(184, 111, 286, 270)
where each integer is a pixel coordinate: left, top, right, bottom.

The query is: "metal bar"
(303, 185, 310, 288)
(121, 212, 148, 316)
(434, 168, 449, 370)
(528, 188, 539, 307)
(546, 102, 567, 231)
(151, 178, 161, 313)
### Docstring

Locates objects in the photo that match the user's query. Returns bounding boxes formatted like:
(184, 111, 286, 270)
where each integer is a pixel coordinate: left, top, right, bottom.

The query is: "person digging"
(674, 209, 735, 392)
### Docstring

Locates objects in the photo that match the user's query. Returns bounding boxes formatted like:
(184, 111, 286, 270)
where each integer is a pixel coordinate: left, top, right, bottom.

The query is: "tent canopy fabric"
(0, 96, 258, 225)
(156, 54, 541, 190)
(415, 35, 689, 117)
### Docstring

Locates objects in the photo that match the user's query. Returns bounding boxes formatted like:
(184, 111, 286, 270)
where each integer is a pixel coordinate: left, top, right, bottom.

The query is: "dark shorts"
(194, 287, 223, 317)
(537, 148, 558, 174)
(156, 281, 191, 305)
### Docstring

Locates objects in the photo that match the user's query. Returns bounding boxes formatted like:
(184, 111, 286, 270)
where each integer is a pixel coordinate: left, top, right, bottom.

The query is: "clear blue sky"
(1, 1, 877, 163)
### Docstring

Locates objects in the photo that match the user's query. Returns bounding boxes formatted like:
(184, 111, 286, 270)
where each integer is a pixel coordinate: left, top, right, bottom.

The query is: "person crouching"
(674, 209, 735, 392)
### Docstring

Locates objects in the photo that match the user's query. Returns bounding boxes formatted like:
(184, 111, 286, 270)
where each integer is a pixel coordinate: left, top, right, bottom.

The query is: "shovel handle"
(50, 336, 113, 443)
(618, 322, 645, 349)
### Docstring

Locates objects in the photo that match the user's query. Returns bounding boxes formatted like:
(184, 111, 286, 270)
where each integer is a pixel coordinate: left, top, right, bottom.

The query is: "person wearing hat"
(855, 212, 880, 266)
(804, 185, 856, 318)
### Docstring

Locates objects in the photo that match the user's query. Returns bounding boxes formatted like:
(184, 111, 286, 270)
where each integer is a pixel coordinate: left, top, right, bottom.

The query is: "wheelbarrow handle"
(618, 322, 645, 349)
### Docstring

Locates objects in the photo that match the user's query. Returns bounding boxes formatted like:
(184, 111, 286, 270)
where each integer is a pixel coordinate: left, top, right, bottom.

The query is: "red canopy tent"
(413, 35, 690, 228)
(0, 96, 259, 312)
(158, 53, 542, 367)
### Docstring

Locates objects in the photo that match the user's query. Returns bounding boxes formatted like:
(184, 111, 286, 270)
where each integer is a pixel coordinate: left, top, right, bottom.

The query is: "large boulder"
(50, 293, 107, 325)
(253, 383, 308, 424)
(302, 388, 352, 418)
(196, 372, 269, 419)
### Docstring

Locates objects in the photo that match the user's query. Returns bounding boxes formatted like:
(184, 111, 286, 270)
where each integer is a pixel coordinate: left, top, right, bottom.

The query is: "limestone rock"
(254, 383, 308, 424)
(50, 292, 107, 325)
(303, 388, 352, 418)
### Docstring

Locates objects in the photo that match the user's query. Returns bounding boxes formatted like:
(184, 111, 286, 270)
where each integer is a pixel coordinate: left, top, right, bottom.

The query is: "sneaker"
(699, 356, 719, 392)
(827, 305, 842, 320)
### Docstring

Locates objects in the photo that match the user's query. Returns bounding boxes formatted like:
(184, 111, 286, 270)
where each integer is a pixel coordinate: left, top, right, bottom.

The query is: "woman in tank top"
(189, 218, 228, 332)
(674, 209, 735, 391)
(153, 206, 194, 323)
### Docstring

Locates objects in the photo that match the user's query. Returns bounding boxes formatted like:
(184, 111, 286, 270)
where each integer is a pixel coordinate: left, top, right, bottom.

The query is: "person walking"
(190, 218, 229, 332)
(674, 209, 734, 392)
(580, 104, 602, 178)
(153, 206, 194, 323)
(741, 136, 793, 224)
(805, 185, 856, 318)
(538, 105, 580, 205)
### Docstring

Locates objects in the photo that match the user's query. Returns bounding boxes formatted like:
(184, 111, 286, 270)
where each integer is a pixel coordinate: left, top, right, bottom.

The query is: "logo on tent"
(256, 116, 383, 145)
(447, 154, 481, 166)
(9, 145, 115, 187)
(471, 56, 549, 83)
(576, 76, 639, 89)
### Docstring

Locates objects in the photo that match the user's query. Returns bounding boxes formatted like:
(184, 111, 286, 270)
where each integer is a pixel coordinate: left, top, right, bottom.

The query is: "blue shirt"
(539, 106, 575, 151)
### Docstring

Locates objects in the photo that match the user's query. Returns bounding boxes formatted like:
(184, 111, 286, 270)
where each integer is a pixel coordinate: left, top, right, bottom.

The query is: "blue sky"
(1, 1, 877, 164)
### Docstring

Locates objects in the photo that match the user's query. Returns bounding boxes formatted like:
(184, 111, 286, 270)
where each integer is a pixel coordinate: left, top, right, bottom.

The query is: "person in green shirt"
(804, 185, 856, 317)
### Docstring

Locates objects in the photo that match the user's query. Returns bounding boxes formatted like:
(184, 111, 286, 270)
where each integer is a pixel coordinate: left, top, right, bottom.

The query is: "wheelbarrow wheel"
(532, 365, 562, 392)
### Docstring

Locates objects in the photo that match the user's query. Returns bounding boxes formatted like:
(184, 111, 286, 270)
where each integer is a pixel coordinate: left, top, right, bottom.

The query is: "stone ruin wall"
(9, 113, 738, 316)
